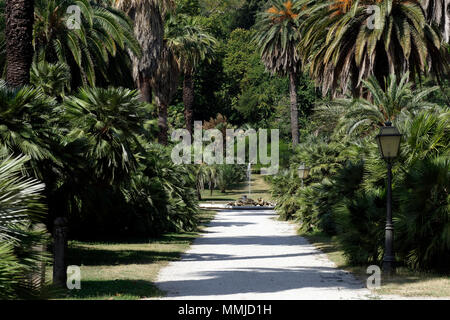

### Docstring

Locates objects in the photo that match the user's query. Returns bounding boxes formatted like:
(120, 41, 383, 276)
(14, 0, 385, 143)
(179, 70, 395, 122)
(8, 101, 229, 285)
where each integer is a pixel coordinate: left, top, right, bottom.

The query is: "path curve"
(154, 209, 376, 300)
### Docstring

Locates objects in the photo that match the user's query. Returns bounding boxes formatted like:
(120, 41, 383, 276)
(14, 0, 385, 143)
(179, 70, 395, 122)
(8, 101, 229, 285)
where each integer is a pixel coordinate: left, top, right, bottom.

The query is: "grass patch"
(47, 209, 216, 300)
(200, 174, 272, 202)
(301, 231, 450, 298)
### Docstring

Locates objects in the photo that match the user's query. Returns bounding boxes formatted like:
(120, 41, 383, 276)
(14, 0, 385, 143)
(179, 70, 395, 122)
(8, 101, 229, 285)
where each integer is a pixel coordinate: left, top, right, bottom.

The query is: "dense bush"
(0, 153, 49, 299)
(395, 156, 450, 271)
(270, 77, 450, 272)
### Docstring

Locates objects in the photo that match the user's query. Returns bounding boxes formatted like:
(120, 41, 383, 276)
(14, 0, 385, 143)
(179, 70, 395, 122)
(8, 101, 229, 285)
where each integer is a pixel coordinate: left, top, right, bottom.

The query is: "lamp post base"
(382, 256, 396, 276)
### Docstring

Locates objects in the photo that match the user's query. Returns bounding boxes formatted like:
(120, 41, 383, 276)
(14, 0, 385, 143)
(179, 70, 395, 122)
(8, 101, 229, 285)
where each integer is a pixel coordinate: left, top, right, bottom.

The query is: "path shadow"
(53, 279, 162, 299)
(208, 221, 256, 228)
(157, 266, 365, 297)
(193, 235, 310, 246)
(182, 251, 316, 261)
(67, 247, 182, 266)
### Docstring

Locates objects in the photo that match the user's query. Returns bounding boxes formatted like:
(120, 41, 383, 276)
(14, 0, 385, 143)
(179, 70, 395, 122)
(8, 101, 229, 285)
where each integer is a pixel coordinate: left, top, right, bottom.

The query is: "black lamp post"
(298, 163, 310, 187)
(375, 121, 402, 275)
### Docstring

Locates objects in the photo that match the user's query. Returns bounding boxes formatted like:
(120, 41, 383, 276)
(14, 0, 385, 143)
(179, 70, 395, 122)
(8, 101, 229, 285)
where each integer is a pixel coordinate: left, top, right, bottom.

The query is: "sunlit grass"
(200, 174, 273, 202)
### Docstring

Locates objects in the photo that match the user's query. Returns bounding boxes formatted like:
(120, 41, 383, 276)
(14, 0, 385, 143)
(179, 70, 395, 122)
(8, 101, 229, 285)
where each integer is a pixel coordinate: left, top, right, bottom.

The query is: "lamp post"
(298, 163, 310, 187)
(375, 121, 402, 275)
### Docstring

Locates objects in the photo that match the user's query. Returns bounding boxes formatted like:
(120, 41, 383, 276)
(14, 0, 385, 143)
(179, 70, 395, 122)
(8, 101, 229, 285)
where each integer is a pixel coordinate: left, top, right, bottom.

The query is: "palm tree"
(5, 0, 34, 87)
(0, 152, 48, 299)
(315, 73, 439, 136)
(165, 14, 217, 135)
(301, 0, 448, 97)
(63, 86, 147, 184)
(150, 44, 180, 145)
(190, 163, 207, 200)
(253, 0, 303, 146)
(0, 0, 6, 77)
(30, 61, 71, 98)
(0, 80, 54, 160)
(421, 0, 450, 42)
(34, 0, 140, 87)
(114, 0, 173, 102)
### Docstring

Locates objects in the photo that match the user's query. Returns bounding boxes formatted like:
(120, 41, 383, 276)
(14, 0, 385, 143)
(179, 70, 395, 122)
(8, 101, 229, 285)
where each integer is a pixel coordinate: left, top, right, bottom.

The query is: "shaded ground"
(47, 210, 216, 300)
(154, 209, 376, 300)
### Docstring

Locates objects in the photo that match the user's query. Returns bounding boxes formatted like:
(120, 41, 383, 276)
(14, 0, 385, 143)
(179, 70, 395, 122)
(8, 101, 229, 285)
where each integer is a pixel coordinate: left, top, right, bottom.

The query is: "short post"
(53, 217, 68, 287)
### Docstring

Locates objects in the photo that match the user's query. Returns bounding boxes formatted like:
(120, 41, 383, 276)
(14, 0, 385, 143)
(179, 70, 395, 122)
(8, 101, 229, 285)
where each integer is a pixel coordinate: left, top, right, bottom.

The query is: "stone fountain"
(226, 163, 276, 210)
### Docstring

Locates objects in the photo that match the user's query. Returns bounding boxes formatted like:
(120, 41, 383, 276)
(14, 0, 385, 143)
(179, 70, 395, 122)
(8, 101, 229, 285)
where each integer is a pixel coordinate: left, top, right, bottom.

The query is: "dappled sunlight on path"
(153, 209, 376, 300)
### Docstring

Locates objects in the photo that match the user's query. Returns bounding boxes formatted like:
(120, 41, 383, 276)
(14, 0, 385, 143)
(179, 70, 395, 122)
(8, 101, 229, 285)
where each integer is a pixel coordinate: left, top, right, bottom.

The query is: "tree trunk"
(158, 102, 168, 145)
(288, 69, 299, 146)
(138, 74, 152, 103)
(183, 70, 194, 135)
(197, 187, 202, 201)
(421, 0, 450, 43)
(5, 0, 34, 87)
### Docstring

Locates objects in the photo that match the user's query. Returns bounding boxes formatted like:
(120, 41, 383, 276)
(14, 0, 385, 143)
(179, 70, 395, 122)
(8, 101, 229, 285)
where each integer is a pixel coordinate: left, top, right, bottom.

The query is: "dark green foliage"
(216, 164, 247, 192)
(334, 192, 386, 265)
(395, 156, 450, 271)
(0, 153, 49, 299)
(270, 77, 450, 272)
(33, 0, 140, 87)
(30, 60, 71, 97)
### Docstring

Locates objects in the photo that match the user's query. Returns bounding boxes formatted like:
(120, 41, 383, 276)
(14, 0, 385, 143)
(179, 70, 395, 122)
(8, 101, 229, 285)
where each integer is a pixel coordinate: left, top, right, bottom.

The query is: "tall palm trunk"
(138, 74, 152, 102)
(5, 0, 34, 87)
(183, 70, 194, 135)
(288, 69, 299, 146)
(115, 1, 164, 103)
(421, 0, 450, 43)
(151, 46, 180, 146)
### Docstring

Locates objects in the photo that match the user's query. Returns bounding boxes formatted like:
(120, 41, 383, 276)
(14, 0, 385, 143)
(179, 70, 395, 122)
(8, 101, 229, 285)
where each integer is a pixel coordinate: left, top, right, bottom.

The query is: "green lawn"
(302, 231, 450, 298)
(200, 174, 273, 202)
(47, 209, 216, 300)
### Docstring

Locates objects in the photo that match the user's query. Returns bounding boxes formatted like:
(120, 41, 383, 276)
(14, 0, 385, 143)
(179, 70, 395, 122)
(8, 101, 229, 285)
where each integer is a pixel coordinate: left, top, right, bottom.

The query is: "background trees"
(0, 0, 448, 294)
(165, 13, 216, 134)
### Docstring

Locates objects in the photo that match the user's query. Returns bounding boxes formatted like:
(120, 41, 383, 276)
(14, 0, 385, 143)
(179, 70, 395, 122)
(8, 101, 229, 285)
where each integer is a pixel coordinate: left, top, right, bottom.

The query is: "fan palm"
(0, 151, 48, 299)
(317, 73, 440, 136)
(165, 14, 216, 135)
(30, 60, 71, 98)
(301, 0, 448, 97)
(0, 80, 54, 161)
(34, 0, 140, 87)
(63, 86, 147, 184)
(398, 107, 449, 163)
(253, 0, 304, 146)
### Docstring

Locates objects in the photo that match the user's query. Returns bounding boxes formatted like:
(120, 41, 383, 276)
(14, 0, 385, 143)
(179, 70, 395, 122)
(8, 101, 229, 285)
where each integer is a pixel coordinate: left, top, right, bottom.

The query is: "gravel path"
(154, 209, 377, 300)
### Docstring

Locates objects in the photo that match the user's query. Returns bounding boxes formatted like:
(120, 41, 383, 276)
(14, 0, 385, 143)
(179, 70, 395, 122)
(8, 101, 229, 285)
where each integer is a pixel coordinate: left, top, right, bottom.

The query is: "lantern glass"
(298, 164, 310, 179)
(375, 124, 402, 159)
